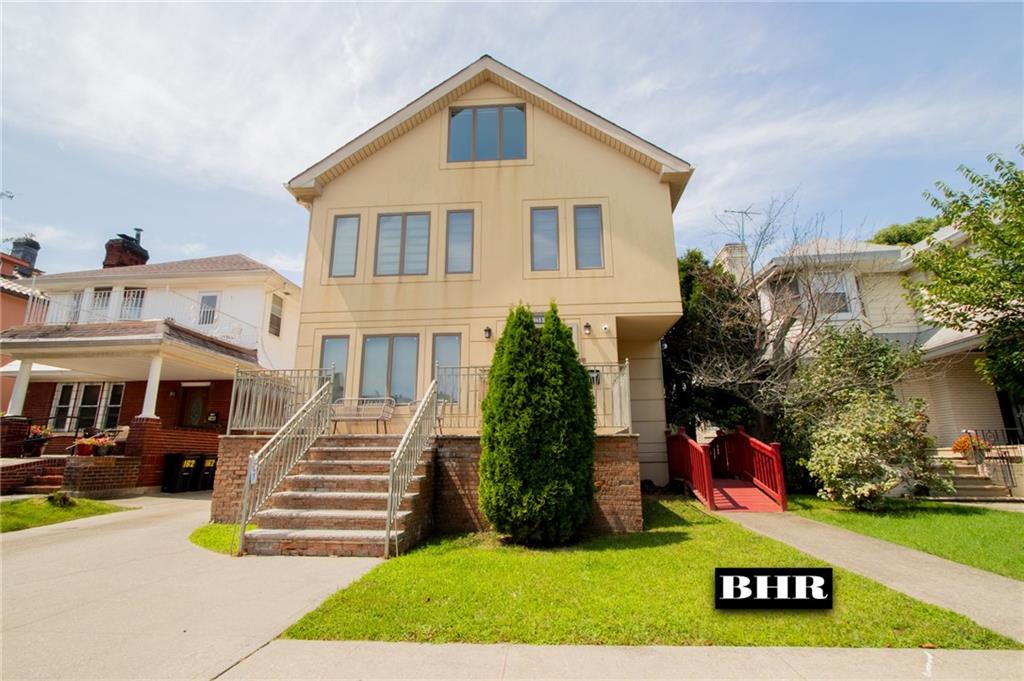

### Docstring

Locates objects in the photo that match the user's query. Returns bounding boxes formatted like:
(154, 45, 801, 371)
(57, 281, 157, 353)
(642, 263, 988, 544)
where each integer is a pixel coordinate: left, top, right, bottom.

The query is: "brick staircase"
(243, 434, 432, 557)
(933, 452, 1013, 499)
(11, 460, 67, 494)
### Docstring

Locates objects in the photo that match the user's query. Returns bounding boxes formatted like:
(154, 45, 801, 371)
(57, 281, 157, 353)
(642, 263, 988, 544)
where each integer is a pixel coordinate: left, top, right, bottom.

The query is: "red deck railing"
(666, 431, 716, 510)
(707, 426, 787, 510)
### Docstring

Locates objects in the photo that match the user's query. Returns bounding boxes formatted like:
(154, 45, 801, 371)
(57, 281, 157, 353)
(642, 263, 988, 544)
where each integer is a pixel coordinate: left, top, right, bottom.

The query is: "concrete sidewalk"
(1, 492, 378, 680)
(725, 512, 1024, 642)
(220, 640, 1024, 680)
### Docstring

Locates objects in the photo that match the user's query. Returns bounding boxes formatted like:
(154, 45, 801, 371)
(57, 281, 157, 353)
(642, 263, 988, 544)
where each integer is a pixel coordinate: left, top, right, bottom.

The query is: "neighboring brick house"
(0, 232, 300, 493)
(0, 238, 43, 409)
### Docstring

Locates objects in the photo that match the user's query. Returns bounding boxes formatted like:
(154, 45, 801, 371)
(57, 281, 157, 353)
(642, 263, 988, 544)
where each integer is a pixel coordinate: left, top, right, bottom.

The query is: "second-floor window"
(375, 213, 429, 276)
(91, 288, 112, 314)
(268, 294, 283, 337)
(120, 288, 146, 320)
(198, 294, 219, 325)
(573, 205, 604, 269)
(445, 210, 473, 274)
(330, 215, 359, 277)
(448, 105, 526, 162)
(530, 207, 559, 271)
(807, 272, 853, 315)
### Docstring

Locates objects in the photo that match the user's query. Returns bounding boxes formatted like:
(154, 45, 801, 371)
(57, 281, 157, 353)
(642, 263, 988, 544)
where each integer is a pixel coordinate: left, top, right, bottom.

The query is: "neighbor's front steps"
(930, 451, 1017, 501)
(243, 435, 430, 557)
(10, 461, 66, 495)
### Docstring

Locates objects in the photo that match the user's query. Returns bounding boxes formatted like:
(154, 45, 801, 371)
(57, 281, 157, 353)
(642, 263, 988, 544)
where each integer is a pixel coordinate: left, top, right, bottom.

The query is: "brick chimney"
(103, 228, 150, 268)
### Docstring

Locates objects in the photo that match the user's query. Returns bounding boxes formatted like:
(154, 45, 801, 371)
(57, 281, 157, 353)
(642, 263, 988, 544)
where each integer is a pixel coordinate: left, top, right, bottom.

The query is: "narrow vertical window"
(501, 106, 526, 158)
(330, 215, 359, 277)
(375, 213, 430, 276)
(52, 384, 76, 431)
(76, 384, 103, 429)
(120, 288, 146, 320)
(198, 294, 219, 325)
(91, 288, 112, 313)
(432, 334, 461, 402)
(445, 211, 473, 273)
(448, 108, 473, 162)
(531, 207, 559, 271)
(573, 205, 604, 269)
(321, 336, 349, 400)
(474, 107, 499, 161)
(103, 384, 125, 429)
(268, 294, 283, 337)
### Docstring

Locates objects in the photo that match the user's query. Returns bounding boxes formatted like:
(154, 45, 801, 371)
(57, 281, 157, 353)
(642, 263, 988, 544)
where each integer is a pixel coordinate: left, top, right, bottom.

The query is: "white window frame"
(197, 292, 220, 326)
(802, 271, 860, 320)
(49, 382, 127, 433)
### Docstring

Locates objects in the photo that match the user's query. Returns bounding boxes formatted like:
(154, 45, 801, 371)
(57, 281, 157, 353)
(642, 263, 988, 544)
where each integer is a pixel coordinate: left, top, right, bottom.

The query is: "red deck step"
(711, 479, 783, 512)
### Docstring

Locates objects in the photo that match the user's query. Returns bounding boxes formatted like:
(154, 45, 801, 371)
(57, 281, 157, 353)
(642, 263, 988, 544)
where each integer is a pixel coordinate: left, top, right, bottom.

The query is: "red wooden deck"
(711, 479, 784, 512)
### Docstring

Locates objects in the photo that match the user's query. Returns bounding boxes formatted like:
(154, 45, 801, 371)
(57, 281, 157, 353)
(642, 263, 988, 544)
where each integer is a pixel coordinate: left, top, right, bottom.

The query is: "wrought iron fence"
(232, 380, 333, 555)
(228, 367, 333, 434)
(435, 361, 631, 432)
(384, 379, 437, 558)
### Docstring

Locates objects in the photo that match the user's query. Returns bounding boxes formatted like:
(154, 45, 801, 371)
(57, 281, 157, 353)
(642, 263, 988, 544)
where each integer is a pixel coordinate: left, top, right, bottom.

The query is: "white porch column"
(6, 360, 33, 416)
(140, 355, 163, 418)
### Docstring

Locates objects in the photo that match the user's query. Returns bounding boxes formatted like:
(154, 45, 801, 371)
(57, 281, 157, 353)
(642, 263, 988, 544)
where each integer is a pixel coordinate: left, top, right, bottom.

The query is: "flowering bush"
(806, 394, 950, 509)
(74, 436, 111, 447)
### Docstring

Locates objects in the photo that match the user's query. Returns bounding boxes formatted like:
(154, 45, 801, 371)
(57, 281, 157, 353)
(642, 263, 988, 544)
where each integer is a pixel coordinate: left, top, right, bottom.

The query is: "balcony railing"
(435, 360, 631, 433)
(23, 288, 261, 349)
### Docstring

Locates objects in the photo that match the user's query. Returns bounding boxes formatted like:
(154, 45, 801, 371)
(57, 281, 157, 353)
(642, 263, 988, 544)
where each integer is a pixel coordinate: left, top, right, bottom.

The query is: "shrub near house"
(479, 303, 596, 545)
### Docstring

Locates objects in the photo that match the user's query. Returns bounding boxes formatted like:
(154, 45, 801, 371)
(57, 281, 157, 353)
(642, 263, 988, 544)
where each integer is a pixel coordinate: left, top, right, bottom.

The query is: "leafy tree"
(906, 147, 1024, 395)
(806, 394, 949, 509)
(784, 327, 921, 443)
(662, 250, 757, 433)
(479, 303, 595, 545)
(871, 216, 942, 246)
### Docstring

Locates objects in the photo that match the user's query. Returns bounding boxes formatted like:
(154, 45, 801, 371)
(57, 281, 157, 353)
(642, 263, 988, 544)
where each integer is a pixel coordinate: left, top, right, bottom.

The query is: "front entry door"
(180, 387, 210, 427)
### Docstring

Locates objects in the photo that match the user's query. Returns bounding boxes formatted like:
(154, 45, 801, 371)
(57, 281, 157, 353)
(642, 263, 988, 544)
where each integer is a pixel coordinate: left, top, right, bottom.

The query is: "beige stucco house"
(716, 227, 1022, 449)
(286, 55, 693, 484)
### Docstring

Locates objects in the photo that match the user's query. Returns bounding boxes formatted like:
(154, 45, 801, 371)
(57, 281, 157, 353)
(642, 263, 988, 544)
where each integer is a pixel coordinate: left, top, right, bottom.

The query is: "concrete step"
(951, 487, 1012, 498)
(294, 460, 392, 476)
(253, 508, 409, 531)
(269, 491, 411, 511)
(14, 485, 62, 494)
(282, 474, 424, 494)
(243, 528, 395, 557)
(306, 446, 395, 461)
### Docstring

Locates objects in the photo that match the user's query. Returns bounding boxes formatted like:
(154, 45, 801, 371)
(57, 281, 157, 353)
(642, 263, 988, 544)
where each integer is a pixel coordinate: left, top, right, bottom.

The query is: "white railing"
(228, 367, 333, 434)
(232, 380, 333, 555)
(23, 288, 262, 349)
(384, 379, 437, 558)
(435, 360, 631, 433)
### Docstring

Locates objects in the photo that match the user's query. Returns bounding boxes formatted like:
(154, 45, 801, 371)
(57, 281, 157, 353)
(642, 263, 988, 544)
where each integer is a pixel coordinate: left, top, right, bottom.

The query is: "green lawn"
(0, 496, 128, 532)
(285, 496, 1019, 649)
(790, 495, 1024, 581)
(189, 523, 255, 555)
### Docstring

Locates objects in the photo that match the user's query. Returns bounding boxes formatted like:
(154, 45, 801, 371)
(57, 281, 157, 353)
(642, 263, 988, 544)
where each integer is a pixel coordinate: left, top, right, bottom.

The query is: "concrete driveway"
(1, 492, 379, 680)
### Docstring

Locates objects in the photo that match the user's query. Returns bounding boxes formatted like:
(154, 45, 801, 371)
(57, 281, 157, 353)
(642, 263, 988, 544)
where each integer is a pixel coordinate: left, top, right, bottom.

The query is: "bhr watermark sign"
(714, 568, 833, 610)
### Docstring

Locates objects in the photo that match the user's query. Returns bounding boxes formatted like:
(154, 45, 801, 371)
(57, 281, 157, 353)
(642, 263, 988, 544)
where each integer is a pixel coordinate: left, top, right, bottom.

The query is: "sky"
(1, 2, 1021, 284)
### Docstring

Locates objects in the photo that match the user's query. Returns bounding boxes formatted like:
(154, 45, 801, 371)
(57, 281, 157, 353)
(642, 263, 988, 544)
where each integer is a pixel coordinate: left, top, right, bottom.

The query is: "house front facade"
(287, 56, 692, 484)
(0, 232, 300, 493)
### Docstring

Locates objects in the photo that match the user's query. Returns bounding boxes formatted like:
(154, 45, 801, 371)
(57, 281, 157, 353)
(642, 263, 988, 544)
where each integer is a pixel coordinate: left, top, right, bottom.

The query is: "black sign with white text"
(714, 568, 833, 609)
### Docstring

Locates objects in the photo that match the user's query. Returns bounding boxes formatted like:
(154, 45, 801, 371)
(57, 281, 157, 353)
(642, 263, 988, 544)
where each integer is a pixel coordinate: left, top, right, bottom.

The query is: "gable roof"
(31, 254, 278, 284)
(286, 55, 694, 208)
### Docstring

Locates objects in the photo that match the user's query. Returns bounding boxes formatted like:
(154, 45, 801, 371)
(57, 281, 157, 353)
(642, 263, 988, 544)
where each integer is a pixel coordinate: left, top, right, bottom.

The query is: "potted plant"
(23, 425, 52, 457)
(73, 435, 111, 456)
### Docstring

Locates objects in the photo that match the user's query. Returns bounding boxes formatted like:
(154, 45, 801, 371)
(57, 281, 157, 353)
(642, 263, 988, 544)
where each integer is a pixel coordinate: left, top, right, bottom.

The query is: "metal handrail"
(964, 428, 1020, 495)
(227, 367, 333, 434)
(434, 361, 631, 432)
(384, 379, 438, 558)
(232, 380, 333, 555)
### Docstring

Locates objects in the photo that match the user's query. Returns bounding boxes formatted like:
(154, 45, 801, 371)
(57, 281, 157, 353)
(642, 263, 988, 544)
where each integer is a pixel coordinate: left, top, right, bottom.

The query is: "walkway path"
(725, 512, 1024, 642)
(1, 492, 378, 680)
(221, 640, 1024, 680)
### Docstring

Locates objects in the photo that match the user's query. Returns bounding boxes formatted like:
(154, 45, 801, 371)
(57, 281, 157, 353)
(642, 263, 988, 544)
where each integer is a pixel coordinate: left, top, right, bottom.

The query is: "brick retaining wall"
(434, 434, 643, 535)
(62, 456, 147, 499)
(0, 457, 64, 494)
(210, 435, 270, 522)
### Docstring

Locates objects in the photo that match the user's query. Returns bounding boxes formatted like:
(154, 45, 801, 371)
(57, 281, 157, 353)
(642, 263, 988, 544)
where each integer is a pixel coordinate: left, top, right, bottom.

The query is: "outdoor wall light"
(583, 322, 592, 335)
(484, 326, 492, 339)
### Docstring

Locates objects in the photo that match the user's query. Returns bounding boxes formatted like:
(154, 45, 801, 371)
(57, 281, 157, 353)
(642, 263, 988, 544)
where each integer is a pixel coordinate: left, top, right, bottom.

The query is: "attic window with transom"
(448, 105, 526, 162)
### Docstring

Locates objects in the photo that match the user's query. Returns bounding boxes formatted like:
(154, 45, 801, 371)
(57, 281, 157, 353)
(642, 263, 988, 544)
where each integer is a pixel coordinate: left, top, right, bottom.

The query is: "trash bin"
(197, 454, 218, 491)
(162, 453, 202, 493)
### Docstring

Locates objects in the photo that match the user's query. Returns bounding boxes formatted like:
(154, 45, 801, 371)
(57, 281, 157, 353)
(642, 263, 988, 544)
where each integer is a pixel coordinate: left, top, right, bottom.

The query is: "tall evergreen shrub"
(479, 303, 596, 545)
